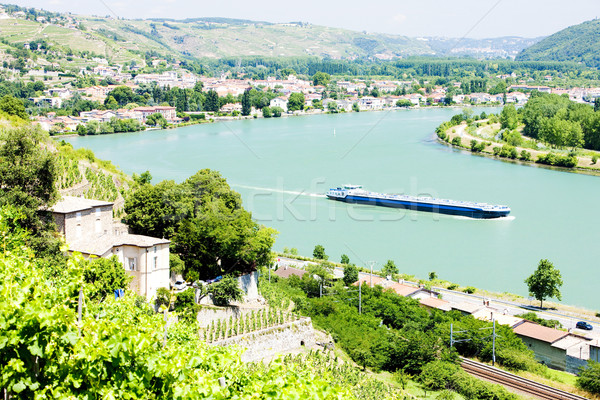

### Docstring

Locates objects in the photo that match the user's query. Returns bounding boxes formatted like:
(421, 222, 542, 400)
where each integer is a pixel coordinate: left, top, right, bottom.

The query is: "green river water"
(64, 107, 599, 309)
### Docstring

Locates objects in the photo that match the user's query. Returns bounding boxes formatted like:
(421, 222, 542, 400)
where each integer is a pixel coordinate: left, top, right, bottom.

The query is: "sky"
(7, 0, 600, 38)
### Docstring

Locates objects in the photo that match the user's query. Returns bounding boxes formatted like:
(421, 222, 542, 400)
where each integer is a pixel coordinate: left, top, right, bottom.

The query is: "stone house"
(51, 196, 170, 299)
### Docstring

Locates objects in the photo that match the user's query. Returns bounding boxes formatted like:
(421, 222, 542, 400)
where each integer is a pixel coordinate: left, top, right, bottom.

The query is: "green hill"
(516, 19, 600, 68)
(78, 17, 433, 60)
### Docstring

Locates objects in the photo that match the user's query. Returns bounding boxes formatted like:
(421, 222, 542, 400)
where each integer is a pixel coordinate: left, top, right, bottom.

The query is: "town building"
(51, 196, 170, 299)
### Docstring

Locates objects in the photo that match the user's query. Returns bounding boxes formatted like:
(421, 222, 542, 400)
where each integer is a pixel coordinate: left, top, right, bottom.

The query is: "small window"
(76, 212, 82, 221)
(76, 225, 82, 238)
(95, 219, 101, 233)
(95, 207, 101, 217)
(153, 256, 158, 270)
(128, 257, 137, 271)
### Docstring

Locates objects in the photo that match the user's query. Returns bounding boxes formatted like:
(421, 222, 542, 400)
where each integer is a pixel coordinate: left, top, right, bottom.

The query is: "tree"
(82, 256, 132, 301)
(343, 264, 359, 286)
(261, 106, 272, 118)
(287, 92, 305, 112)
(577, 360, 600, 395)
(595, 98, 600, 112)
(312, 71, 331, 87)
(209, 275, 244, 306)
(500, 105, 518, 130)
(313, 244, 327, 260)
(340, 254, 350, 264)
(524, 259, 563, 308)
(0, 95, 28, 119)
(271, 106, 283, 117)
(146, 112, 167, 128)
(241, 89, 251, 116)
(105, 86, 136, 106)
(381, 260, 398, 276)
(396, 99, 412, 108)
(0, 126, 59, 256)
(204, 90, 219, 112)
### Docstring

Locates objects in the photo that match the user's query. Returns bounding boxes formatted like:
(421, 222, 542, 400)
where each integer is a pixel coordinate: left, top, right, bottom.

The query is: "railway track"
(460, 358, 589, 400)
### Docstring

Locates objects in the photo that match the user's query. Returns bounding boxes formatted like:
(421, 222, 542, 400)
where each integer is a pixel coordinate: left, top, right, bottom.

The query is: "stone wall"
(210, 317, 316, 362)
(238, 271, 259, 301)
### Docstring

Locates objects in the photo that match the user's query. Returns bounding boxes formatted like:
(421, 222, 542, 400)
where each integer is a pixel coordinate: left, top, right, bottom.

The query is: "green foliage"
(343, 264, 359, 286)
(515, 312, 562, 329)
(340, 254, 350, 264)
(0, 125, 60, 257)
(155, 287, 172, 308)
(125, 169, 277, 280)
(536, 152, 578, 168)
(288, 92, 305, 112)
(82, 256, 132, 301)
(470, 139, 485, 152)
(381, 259, 398, 276)
(577, 360, 600, 394)
(516, 19, 600, 68)
(312, 71, 331, 86)
(463, 286, 476, 294)
(418, 360, 459, 391)
(0, 210, 355, 398)
(313, 244, 328, 260)
(83, 167, 119, 201)
(261, 105, 272, 118)
(210, 274, 244, 306)
(499, 105, 518, 130)
(241, 89, 251, 116)
(145, 112, 168, 128)
(519, 150, 532, 161)
(169, 253, 185, 275)
(0, 95, 28, 120)
(271, 106, 283, 117)
(525, 259, 563, 308)
(451, 136, 462, 147)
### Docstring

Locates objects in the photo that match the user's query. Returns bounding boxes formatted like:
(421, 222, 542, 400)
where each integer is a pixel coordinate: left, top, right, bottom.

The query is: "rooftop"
(51, 196, 113, 214)
(69, 233, 170, 256)
(513, 321, 569, 344)
(273, 265, 307, 279)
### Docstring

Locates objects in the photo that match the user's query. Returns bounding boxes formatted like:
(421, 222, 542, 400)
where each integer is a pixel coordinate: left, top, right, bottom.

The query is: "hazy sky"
(8, 0, 599, 38)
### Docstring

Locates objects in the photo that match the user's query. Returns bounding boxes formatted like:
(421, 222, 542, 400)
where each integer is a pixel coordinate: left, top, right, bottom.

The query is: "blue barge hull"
(326, 185, 510, 219)
(331, 195, 509, 219)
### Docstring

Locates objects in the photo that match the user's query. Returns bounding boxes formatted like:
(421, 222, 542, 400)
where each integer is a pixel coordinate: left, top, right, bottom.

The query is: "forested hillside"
(516, 19, 600, 68)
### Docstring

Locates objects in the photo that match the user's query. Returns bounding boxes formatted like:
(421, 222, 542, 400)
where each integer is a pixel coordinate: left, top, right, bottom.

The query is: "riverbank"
(440, 121, 600, 176)
(274, 251, 600, 326)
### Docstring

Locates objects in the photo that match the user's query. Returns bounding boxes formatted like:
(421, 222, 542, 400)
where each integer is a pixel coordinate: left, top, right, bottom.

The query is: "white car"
(173, 280, 187, 291)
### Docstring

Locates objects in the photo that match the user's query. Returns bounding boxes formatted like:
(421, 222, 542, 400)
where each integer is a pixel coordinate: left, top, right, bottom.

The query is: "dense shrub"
(578, 360, 600, 394)
(519, 150, 532, 161)
(470, 139, 486, 152)
(536, 153, 578, 168)
(451, 137, 462, 147)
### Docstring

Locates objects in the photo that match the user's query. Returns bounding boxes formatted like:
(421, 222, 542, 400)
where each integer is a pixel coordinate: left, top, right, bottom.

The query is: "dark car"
(576, 321, 593, 330)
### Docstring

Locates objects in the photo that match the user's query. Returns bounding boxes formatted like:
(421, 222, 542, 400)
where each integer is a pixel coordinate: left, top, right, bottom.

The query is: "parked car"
(576, 321, 593, 330)
(173, 280, 187, 291)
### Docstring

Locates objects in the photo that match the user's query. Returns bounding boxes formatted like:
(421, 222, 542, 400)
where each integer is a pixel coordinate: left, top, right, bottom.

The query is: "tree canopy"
(524, 259, 563, 308)
(125, 169, 276, 280)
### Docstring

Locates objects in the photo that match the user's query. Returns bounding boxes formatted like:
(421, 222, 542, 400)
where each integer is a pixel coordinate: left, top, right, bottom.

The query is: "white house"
(269, 97, 288, 112)
(51, 196, 170, 299)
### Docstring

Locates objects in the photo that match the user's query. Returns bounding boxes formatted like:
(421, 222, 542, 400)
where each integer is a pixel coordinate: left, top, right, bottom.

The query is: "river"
(63, 107, 600, 310)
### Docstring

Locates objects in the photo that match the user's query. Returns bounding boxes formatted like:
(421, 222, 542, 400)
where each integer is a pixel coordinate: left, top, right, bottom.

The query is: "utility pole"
(319, 282, 322, 298)
(492, 317, 496, 366)
(77, 287, 83, 336)
(368, 261, 376, 288)
(450, 323, 453, 347)
(359, 280, 362, 314)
